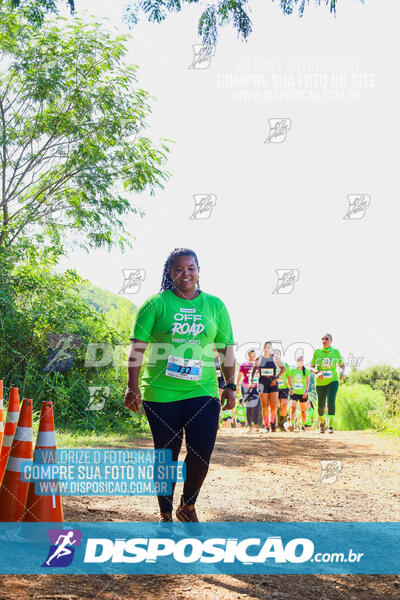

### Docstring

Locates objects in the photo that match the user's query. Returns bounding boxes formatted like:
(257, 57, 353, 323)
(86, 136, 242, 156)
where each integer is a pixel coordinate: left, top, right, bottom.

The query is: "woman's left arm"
(339, 359, 345, 380)
(272, 356, 285, 386)
(218, 345, 236, 410)
(303, 374, 310, 399)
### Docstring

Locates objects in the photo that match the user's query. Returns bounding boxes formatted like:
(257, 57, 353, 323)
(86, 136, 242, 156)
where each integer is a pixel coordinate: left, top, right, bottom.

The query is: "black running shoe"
(270, 421, 276, 432)
(159, 512, 173, 522)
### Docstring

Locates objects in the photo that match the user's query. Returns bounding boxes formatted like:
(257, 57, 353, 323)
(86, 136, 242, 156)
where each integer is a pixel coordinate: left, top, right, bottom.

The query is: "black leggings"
(142, 396, 220, 513)
(316, 381, 339, 416)
(246, 402, 260, 426)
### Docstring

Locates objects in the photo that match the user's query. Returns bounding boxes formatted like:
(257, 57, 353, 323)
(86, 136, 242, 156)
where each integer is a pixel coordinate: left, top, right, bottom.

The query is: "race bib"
(216, 368, 221, 377)
(278, 378, 284, 387)
(165, 355, 203, 381)
(261, 368, 274, 377)
(293, 382, 303, 391)
(321, 370, 333, 379)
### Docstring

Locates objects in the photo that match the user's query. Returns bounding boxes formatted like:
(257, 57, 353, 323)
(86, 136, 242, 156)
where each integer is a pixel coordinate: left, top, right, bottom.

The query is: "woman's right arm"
(236, 368, 243, 389)
(125, 339, 148, 412)
(250, 358, 259, 383)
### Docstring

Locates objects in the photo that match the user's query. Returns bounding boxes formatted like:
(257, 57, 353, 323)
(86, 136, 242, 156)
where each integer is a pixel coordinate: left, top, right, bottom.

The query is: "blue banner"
(0, 522, 398, 574)
(19, 449, 186, 496)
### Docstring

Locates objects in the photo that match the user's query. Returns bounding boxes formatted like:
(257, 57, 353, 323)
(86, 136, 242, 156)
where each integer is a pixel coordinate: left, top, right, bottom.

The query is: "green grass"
(336, 383, 388, 431)
(55, 429, 152, 448)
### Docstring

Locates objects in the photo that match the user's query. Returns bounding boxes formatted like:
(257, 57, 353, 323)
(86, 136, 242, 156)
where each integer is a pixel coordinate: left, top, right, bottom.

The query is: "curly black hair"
(160, 248, 200, 292)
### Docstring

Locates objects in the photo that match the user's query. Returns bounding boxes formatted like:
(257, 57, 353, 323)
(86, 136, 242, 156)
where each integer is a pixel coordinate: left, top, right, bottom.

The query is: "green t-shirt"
(235, 403, 246, 422)
(311, 347, 343, 386)
(290, 368, 310, 395)
(304, 404, 314, 426)
(278, 362, 291, 389)
(131, 289, 235, 402)
(221, 408, 233, 419)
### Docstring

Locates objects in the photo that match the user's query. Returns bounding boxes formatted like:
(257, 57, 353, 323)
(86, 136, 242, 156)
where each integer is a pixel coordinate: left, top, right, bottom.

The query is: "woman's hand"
(124, 387, 141, 412)
(221, 388, 236, 410)
(270, 378, 278, 387)
(302, 392, 308, 400)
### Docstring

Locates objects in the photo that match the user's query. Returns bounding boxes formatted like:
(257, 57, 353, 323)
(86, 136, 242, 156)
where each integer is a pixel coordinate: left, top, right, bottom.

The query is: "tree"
(0, 6, 171, 250)
(0, 243, 140, 431)
(124, 0, 364, 48)
(9, 0, 75, 26)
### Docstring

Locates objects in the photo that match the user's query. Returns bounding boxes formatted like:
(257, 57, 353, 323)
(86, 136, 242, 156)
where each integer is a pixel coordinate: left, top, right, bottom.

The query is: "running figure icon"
(45, 530, 77, 566)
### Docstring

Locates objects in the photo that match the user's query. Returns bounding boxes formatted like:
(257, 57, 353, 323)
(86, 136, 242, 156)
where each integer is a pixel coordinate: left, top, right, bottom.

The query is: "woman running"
(311, 333, 344, 434)
(303, 399, 315, 430)
(234, 398, 247, 429)
(273, 348, 292, 432)
(251, 342, 285, 432)
(221, 405, 234, 428)
(289, 356, 310, 431)
(124, 248, 236, 522)
(236, 349, 260, 432)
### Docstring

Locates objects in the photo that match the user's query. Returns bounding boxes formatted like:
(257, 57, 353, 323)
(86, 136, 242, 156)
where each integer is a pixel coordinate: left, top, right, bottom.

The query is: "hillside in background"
(77, 282, 137, 315)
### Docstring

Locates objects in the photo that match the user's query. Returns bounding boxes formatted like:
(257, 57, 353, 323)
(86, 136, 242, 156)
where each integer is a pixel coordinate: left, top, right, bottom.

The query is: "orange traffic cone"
(0, 387, 20, 481)
(0, 398, 33, 521)
(22, 401, 63, 522)
(0, 381, 3, 449)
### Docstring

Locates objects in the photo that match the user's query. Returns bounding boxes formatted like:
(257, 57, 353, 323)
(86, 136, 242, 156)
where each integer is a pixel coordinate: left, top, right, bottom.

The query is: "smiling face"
(263, 342, 272, 355)
(321, 334, 332, 349)
(168, 254, 199, 295)
(248, 350, 256, 362)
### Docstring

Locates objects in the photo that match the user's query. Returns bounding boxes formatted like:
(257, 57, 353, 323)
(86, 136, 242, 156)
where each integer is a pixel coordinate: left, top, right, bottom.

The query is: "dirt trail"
(1, 429, 400, 599)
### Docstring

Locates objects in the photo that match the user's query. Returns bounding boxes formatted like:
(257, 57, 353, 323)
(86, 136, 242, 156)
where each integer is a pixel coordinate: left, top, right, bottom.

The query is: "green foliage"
(10, 0, 75, 26)
(0, 5, 171, 251)
(346, 364, 400, 415)
(369, 411, 400, 438)
(78, 283, 136, 316)
(335, 384, 386, 431)
(0, 244, 145, 433)
(343, 365, 400, 436)
(124, 0, 364, 49)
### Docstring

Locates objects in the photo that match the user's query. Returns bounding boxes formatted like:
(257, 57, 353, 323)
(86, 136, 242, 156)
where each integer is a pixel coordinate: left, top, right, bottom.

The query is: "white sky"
(56, 0, 400, 368)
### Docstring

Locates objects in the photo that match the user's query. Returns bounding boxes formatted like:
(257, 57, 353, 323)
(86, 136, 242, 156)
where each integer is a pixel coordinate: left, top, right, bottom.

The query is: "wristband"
(224, 383, 237, 392)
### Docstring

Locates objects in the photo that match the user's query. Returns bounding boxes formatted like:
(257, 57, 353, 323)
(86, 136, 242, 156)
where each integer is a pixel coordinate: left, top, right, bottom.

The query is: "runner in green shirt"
(311, 333, 345, 434)
(221, 407, 234, 427)
(289, 357, 310, 431)
(124, 248, 236, 523)
(303, 400, 315, 430)
(234, 399, 247, 428)
(129, 288, 233, 403)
